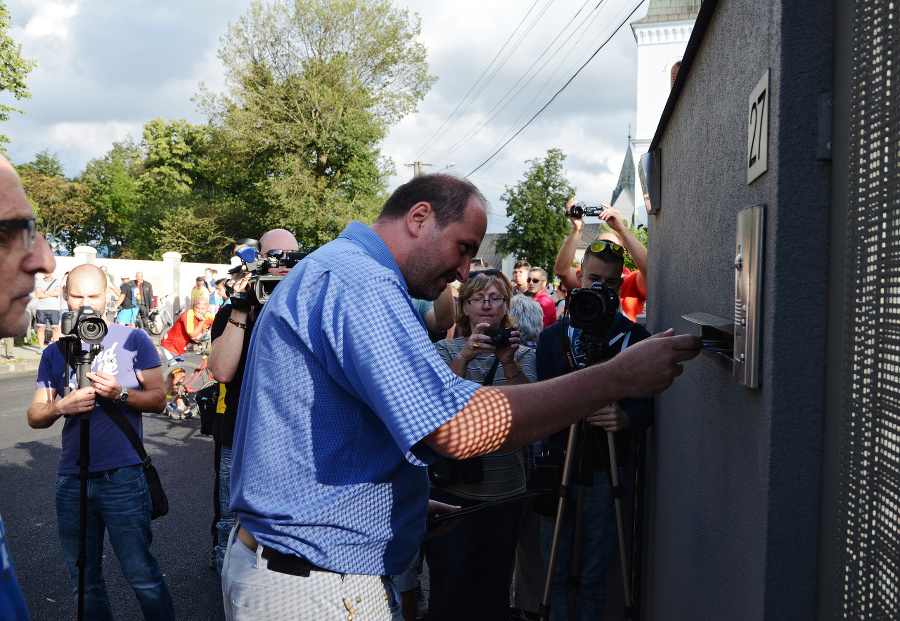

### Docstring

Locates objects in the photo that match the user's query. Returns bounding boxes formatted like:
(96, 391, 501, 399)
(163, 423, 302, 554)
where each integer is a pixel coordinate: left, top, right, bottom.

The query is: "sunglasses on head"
(588, 240, 625, 257)
(470, 269, 501, 277)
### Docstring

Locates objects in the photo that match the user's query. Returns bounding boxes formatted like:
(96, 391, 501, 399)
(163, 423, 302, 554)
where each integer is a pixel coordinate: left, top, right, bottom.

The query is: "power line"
(466, 0, 645, 177)
(411, 0, 549, 162)
(432, 0, 605, 165)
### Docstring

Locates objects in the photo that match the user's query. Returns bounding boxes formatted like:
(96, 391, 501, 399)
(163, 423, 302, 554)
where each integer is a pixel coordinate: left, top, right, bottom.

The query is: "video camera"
(60, 306, 108, 345)
(567, 202, 606, 218)
(227, 238, 309, 308)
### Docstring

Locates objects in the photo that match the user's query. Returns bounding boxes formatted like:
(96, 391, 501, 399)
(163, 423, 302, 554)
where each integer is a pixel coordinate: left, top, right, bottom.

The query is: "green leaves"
(0, 2, 35, 147)
(496, 148, 576, 274)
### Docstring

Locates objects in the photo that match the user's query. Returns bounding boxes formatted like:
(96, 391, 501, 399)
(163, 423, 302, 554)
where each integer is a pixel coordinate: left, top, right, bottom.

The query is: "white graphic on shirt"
(94, 341, 120, 376)
(65, 340, 122, 392)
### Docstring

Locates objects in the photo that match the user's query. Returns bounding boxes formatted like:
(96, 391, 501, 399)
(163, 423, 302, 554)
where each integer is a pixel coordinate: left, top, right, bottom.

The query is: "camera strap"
(483, 357, 501, 386)
(559, 317, 579, 374)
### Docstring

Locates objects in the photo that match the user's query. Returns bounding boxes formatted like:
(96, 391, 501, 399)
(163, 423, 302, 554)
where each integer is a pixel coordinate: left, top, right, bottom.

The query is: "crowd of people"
(0, 159, 700, 621)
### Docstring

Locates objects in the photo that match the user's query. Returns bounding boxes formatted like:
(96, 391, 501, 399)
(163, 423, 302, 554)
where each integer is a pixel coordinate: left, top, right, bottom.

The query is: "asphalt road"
(0, 368, 226, 621)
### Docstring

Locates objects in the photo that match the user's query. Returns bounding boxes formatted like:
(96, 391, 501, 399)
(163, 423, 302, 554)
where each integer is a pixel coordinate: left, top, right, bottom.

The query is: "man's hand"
(56, 386, 97, 416)
(586, 403, 629, 432)
(87, 371, 122, 400)
(425, 499, 463, 539)
(566, 197, 584, 233)
(606, 329, 701, 398)
(598, 206, 625, 233)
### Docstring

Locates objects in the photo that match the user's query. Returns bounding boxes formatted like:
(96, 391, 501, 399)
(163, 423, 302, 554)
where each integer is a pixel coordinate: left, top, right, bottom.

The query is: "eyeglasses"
(469, 269, 501, 277)
(0, 218, 36, 252)
(528, 278, 544, 284)
(467, 296, 506, 307)
(588, 240, 625, 257)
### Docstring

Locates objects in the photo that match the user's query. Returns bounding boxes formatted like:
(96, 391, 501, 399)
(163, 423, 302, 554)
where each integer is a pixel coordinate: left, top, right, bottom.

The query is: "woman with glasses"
(424, 270, 537, 621)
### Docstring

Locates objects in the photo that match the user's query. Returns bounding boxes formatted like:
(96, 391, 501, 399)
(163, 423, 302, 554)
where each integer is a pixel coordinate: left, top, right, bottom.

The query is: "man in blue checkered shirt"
(222, 173, 700, 620)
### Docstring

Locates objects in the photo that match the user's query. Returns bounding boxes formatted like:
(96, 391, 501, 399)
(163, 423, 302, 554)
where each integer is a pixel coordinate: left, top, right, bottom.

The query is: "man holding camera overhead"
(554, 198, 647, 322)
(207, 228, 300, 575)
(27, 264, 174, 621)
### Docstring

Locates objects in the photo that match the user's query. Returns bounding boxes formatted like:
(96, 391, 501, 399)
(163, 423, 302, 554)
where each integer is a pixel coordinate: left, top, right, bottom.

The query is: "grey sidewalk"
(0, 342, 47, 375)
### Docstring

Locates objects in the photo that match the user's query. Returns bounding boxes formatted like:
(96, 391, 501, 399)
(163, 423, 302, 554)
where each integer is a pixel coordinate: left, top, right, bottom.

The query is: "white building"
(629, 0, 700, 224)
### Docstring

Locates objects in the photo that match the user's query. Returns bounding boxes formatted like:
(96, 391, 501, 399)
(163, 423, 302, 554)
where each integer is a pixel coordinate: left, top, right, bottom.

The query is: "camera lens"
(79, 318, 107, 343)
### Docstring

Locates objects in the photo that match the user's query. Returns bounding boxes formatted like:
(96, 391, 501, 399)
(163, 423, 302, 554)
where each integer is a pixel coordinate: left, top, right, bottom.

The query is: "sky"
(3, 0, 649, 233)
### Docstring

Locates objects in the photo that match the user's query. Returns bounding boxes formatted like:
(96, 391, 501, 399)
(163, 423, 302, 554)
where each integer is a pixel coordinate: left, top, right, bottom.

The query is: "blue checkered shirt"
(230, 221, 480, 575)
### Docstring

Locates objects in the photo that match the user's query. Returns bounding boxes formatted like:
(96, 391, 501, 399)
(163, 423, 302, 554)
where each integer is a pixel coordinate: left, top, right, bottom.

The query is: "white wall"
(46, 247, 236, 317)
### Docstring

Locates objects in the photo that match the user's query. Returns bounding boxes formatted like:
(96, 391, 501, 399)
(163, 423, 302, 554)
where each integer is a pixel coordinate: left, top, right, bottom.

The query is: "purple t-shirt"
(35, 323, 161, 474)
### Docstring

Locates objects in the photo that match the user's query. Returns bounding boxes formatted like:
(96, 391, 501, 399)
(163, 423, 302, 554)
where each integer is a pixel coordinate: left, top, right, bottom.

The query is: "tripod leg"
(539, 423, 581, 621)
(607, 431, 634, 619)
(568, 485, 586, 621)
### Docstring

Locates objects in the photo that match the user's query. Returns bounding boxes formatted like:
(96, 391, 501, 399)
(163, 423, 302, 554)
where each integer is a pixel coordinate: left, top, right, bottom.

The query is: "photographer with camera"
(206, 228, 300, 574)
(424, 270, 535, 621)
(536, 241, 653, 621)
(27, 264, 174, 621)
(555, 198, 647, 322)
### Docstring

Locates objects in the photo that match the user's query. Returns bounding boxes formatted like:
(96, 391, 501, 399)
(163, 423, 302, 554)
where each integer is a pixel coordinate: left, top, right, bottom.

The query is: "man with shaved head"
(0, 154, 55, 620)
(27, 263, 175, 620)
(206, 227, 300, 573)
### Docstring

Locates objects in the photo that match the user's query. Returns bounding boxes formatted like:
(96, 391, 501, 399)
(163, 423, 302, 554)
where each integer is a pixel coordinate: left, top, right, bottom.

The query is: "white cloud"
(22, 1, 77, 39)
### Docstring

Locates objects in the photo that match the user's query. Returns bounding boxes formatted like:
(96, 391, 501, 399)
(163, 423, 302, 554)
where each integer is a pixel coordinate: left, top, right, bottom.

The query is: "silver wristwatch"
(117, 387, 129, 404)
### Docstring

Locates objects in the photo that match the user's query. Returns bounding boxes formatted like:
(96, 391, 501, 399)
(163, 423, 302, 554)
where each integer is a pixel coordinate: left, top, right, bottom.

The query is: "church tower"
(629, 0, 700, 223)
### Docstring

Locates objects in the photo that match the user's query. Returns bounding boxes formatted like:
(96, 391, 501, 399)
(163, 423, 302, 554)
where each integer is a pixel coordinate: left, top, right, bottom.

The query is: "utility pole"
(404, 161, 434, 178)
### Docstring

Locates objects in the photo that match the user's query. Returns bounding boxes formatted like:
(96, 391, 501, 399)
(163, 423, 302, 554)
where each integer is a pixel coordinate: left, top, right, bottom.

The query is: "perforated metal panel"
(837, 1, 900, 618)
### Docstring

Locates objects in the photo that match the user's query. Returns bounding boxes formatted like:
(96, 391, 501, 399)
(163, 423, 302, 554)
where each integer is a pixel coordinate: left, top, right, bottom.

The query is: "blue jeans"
(215, 447, 236, 574)
(56, 465, 175, 621)
(540, 470, 622, 621)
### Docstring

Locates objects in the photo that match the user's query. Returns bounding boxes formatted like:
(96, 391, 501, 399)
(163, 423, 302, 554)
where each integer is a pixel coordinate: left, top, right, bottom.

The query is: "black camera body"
(228, 240, 309, 308)
(568, 202, 606, 218)
(60, 306, 108, 344)
(568, 283, 619, 331)
(484, 326, 514, 348)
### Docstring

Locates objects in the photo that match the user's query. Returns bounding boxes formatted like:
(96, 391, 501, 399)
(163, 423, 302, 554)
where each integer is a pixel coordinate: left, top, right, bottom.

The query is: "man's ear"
(405, 201, 434, 238)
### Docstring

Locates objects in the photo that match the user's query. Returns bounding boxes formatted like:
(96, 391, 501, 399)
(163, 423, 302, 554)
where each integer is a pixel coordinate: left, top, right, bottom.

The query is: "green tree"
(0, 2, 36, 147)
(197, 0, 436, 248)
(79, 138, 143, 257)
(495, 148, 576, 273)
(18, 153, 94, 253)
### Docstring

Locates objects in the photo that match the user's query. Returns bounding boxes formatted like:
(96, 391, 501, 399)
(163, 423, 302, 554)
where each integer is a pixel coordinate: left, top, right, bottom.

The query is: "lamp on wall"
(639, 149, 661, 215)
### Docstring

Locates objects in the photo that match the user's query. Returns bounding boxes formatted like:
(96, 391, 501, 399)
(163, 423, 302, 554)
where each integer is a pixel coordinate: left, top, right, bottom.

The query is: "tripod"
(59, 335, 103, 621)
(538, 328, 636, 621)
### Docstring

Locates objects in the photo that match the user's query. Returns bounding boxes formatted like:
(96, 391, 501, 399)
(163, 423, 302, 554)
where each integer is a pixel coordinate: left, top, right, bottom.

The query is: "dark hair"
(584, 246, 625, 270)
(513, 259, 531, 271)
(377, 173, 488, 228)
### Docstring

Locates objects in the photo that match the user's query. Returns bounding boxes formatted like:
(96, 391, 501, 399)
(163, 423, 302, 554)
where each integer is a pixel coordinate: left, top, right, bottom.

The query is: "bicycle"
(161, 348, 215, 420)
(148, 294, 174, 336)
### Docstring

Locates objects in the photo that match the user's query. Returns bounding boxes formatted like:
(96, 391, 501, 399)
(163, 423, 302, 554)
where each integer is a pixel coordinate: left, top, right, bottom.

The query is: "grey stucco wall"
(642, 0, 833, 618)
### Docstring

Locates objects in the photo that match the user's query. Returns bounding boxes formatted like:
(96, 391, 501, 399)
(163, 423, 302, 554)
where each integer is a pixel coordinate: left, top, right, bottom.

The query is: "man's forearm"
(425, 331, 699, 459)
(125, 386, 166, 413)
(554, 226, 583, 290)
(27, 401, 63, 429)
(616, 224, 648, 275)
(208, 312, 249, 382)
(429, 286, 456, 332)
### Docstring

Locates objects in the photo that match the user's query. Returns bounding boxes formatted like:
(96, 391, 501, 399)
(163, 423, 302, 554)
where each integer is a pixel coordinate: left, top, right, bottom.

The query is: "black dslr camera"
(60, 306, 108, 344)
(567, 201, 606, 218)
(227, 239, 309, 309)
(484, 326, 514, 348)
(567, 282, 619, 365)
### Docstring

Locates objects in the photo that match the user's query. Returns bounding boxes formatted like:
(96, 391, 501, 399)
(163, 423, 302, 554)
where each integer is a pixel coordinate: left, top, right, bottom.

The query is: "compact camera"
(61, 306, 108, 345)
(484, 326, 514, 348)
(568, 202, 606, 218)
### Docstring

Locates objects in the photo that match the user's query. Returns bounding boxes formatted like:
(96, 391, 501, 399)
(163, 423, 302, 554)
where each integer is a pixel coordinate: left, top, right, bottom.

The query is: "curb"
(0, 361, 41, 376)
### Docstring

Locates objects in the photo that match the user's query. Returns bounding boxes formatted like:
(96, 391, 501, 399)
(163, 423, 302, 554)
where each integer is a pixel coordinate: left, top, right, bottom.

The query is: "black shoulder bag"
(428, 357, 501, 487)
(96, 398, 169, 519)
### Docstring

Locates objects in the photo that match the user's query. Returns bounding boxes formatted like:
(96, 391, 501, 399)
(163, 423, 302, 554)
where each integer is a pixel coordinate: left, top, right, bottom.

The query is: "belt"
(236, 525, 333, 578)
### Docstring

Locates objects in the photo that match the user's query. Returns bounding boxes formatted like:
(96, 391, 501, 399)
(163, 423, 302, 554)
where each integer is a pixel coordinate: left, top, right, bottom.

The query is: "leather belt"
(236, 525, 333, 578)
